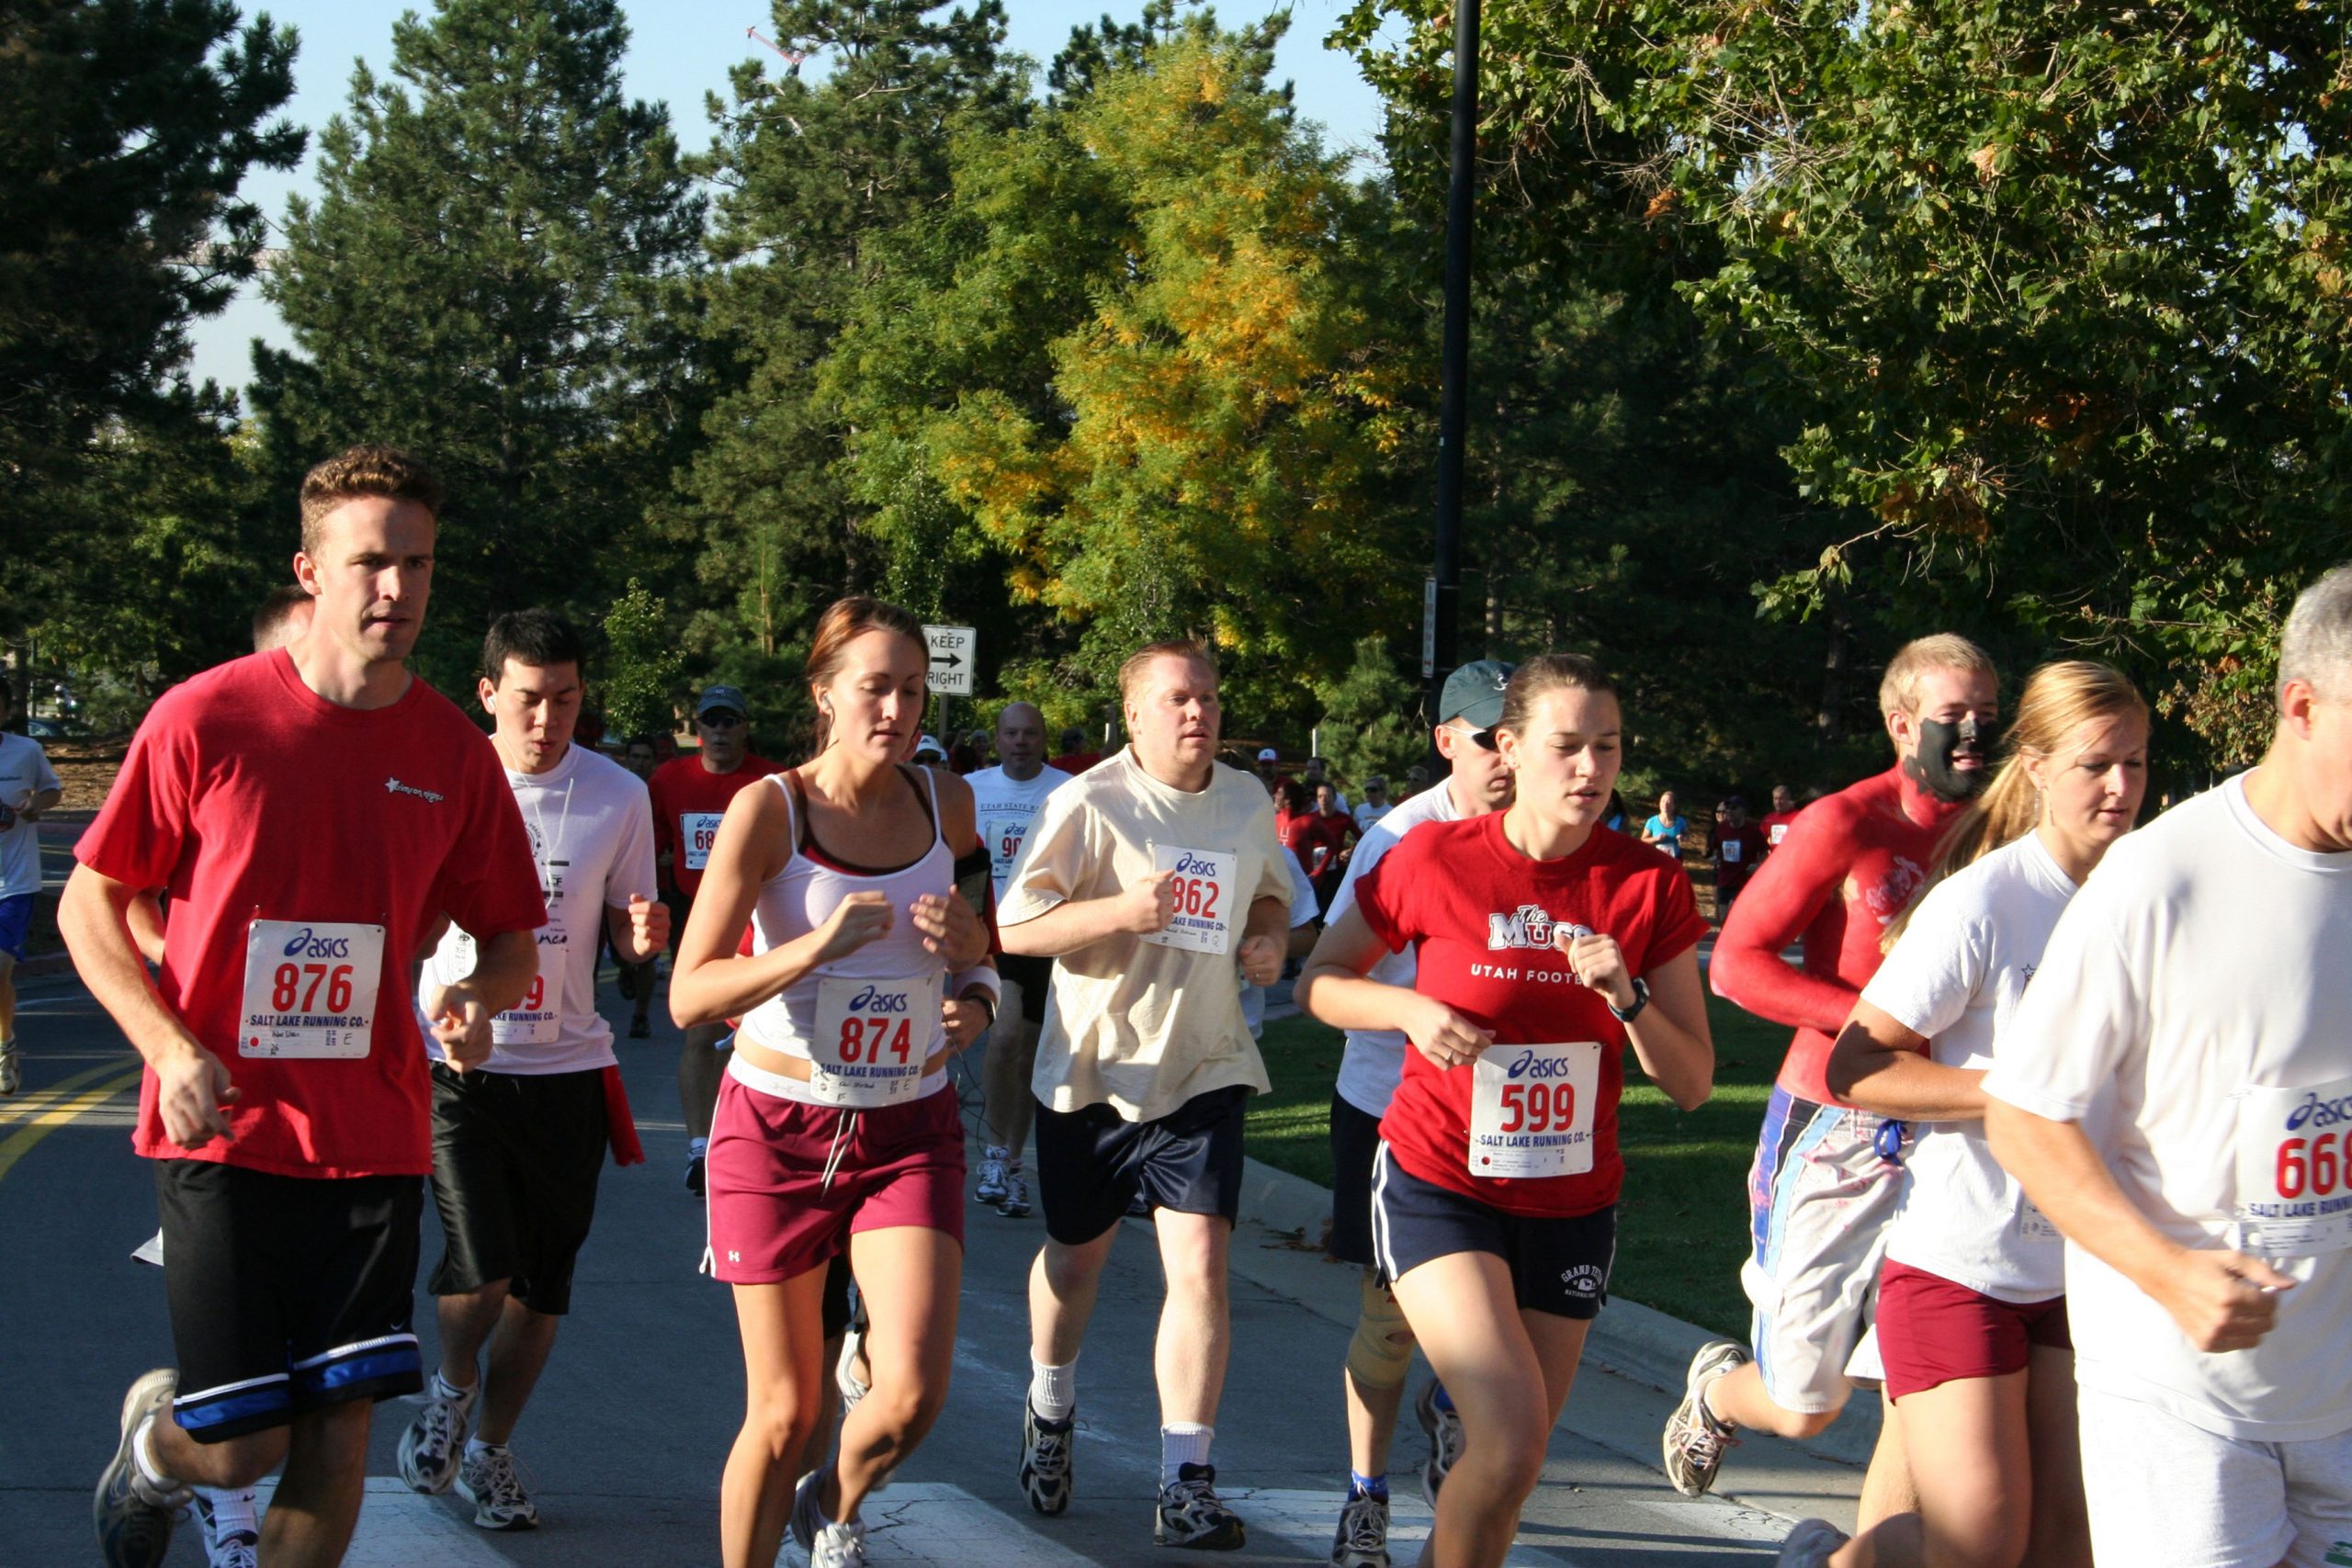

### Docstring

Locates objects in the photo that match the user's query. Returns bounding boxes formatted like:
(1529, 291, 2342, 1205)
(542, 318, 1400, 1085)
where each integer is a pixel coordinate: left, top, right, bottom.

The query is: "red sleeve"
(1351, 832, 1421, 954)
(1709, 803, 1860, 1032)
(647, 767, 677, 864)
(75, 694, 194, 890)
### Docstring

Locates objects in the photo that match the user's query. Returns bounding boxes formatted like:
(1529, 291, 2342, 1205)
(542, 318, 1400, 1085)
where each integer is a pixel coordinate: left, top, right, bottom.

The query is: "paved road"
(0, 953, 1812, 1567)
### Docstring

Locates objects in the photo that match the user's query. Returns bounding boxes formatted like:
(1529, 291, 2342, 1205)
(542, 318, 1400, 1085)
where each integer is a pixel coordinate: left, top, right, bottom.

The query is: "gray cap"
(696, 684, 750, 719)
(1439, 660, 1516, 728)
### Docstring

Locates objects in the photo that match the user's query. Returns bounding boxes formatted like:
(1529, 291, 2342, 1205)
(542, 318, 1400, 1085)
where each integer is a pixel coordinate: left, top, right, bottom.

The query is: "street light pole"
(1426, 0, 1480, 736)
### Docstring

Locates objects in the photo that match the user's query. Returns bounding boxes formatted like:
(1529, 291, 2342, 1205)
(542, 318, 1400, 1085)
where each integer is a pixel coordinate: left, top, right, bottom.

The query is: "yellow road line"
(0, 1066, 146, 1182)
(0, 1056, 142, 1124)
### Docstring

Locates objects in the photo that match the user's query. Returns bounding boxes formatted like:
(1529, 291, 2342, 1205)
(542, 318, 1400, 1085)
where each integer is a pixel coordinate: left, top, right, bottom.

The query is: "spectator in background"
(1273, 777, 1315, 861)
(1306, 781, 1360, 911)
(1605, 790, 1632, 835)
(622, 735, 659, 781)
(1352, 775, 1394, 834)
(651, 730, 680, 765)
(1256, 747, 1282, 791)
(1643, 789, 1690, 859)
(1401, 764, 1430, 799)
(1048, 726, 1103, 776)
(1760, 784, 1802, 853)
(913, 734, 947, 764)
(1708, 796, 1770, 921)
(947, 731, 984, 774)
(1303, 755, 1351, 814)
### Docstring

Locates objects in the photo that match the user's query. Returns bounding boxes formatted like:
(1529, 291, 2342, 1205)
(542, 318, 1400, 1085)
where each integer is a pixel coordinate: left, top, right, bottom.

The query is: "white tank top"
(738, 767, 954, 1099)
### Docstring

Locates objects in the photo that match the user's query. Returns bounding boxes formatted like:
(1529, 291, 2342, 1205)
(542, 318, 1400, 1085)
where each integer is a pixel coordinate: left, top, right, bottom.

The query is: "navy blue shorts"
(1369, 1142, 1616, 1320)
(1326, 1090, 1384, 1268)
(0, 892, 32, 963)
(1034, 1084, 1249, 1246)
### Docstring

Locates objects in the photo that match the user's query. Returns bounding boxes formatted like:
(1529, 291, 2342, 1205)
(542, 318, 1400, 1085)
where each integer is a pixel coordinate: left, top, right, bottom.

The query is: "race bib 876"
(241, 919, 386, 1058)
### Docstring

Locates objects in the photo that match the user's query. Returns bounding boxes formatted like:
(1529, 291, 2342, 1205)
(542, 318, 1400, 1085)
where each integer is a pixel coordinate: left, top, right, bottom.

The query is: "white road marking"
(252, 1478, 514, 1566)
(1231, 1487, 1581, 1564)
(798, 1482, 1098, 1565)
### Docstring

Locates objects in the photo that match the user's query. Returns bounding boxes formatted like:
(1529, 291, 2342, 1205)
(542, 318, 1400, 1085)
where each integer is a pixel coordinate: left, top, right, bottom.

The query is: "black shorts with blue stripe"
(153, 1160, 424, 1442)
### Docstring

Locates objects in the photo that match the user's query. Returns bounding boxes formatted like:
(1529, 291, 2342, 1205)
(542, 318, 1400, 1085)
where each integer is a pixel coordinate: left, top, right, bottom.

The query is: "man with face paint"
(1661, 634, 1997, 1527)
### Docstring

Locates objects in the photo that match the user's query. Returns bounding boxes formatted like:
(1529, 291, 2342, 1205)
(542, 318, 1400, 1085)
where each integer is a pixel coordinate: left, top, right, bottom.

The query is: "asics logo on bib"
(280, 927, 353, 960)
(1171, 852, 1223, 876)
(1560, 1264, 1605, 1299)
(1504, 1049, 1578, 1082)
(1487, 905, 1592, 951)
(2288, 1091, 2352, 1133)
(384, 777, 445, 804)
(848, 984, 910, 1013)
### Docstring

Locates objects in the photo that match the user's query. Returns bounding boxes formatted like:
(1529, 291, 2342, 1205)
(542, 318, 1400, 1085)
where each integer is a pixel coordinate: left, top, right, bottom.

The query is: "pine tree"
(249, 0, 705, 691)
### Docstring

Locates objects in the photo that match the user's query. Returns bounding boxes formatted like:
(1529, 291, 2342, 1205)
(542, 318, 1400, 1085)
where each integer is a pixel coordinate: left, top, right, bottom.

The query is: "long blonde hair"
(1882, 660, 2147, 952)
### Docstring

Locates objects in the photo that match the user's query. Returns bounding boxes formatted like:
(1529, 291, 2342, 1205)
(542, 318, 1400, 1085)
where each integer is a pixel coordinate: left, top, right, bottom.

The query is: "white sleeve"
(1326, 822, 1399, 927)
(1283, 846, 1318, 927)
(1860, 877, 1985, 1041)
(609, 782, 661, 907)
(998, 787, 1089, 924)
(31, 742, 60, 795)
(1983, 888, 2149, 1124)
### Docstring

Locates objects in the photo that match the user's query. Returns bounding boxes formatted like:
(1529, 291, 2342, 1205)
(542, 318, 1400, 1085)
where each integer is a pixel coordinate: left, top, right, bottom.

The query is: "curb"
(1232, 1151, 1881, 1468)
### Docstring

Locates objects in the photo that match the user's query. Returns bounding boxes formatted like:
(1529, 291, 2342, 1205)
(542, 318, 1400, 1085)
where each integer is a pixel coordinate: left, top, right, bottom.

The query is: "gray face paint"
(1912, 712, 1991, 802)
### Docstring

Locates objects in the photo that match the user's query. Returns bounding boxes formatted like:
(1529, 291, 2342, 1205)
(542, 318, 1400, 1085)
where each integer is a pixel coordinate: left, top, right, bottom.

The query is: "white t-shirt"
(0, 732, 62, 899)
(424, 744, 659, 1075)
(1984, 775, 2352, 1441)
(1001, 749, 1292, 1122)
(967, 763, 1074, 899)
(1328, 779, 1465, 1118)
(1242, 845, 1321, 1039)
(1865, 831, 2076, 1301)
(1353, 800, 1393, 833)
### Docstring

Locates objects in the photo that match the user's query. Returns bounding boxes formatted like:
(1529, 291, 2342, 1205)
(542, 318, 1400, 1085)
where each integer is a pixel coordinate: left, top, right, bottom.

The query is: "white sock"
(1160, 1423, 1213, 1486)
(132, 1417, 177, 1492)
(1029, 1357, 1077, 1423)
(435, 1371, 478, 1407)
(464, 1436, 503, 1459)
(200, 1485, 259, 1533)
(689, 1136, 708, 1159)
(984, 1144, 1009, 1162)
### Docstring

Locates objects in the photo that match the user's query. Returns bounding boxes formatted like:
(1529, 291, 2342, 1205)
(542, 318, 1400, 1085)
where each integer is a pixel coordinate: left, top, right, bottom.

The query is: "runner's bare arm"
(1986, 1098, 2295, 1353)
(1708, 809, 1862, 1032)
(997, 871, 1176, 956)
(59, 863, 235, 1146)
(1297, 905, 1493, 1066)
(1823, 1000, 1983, 1117)
(127, 891, 166, 967)
(17, 784, 62, 821)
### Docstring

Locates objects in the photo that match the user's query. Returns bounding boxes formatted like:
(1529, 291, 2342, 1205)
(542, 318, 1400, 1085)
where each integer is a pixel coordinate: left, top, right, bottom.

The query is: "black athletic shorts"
(154, 1158, 424, 1442)
(998, 953, 1054, 1026)
(1369, 1142, 1617, 1320)
(822, 1255, 854, 1341)
(1326, 1089, 1384, 1268)
(1034, 1084, 1250, 1246)
(427, 1064, 607, 1315)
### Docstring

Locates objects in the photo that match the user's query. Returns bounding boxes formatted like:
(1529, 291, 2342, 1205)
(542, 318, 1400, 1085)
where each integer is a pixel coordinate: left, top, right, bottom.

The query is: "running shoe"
(977, 1145, 1010, 1204)
(999, 1168, 1031, 1218)
(616, 965, 638, 1000)
(836, 1320, 871, 1415)
(1019, 1400, 1075, 1515)
(195, 1491, 260, 1568)
(1662, 1340, 1747, 1498)
(0, 1040, 19, 1095)
(790, 1472, 867, 1568)
(1155, 1461, 1246, 1551)
(458, 1443, 537, 1530)
(1776, 1517, 1849, 1568)
(1329, 1490, 1389, 1568)
(685, 1151, 706, 1197)
(395, 1375, 475, 1495)
(628, 1015, 650, 1039)
(1413, 1380, 1463, 1507)
(95, 1368, 186, 1568)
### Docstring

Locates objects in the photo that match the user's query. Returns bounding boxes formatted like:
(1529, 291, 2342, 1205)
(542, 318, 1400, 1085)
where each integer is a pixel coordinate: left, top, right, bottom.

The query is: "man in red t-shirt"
(1758, 784, 1802, 855)
(1047, 725, 1103, 777)
(1661, 636, 1997, 1526)
(647, 686, 775, 1194)
(64, 446, 546, 1568)
(1705, 796, 1770, 921)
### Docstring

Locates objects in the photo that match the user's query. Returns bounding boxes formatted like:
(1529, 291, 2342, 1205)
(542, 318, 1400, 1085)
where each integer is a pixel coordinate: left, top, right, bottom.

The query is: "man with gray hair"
(1984, 567, 2352, 1568)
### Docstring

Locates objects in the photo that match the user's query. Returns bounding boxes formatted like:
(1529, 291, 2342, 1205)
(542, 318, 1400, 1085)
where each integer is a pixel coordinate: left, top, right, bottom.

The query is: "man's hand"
(1558, 929, 1635, 1013)
(942, 994, 993, 1054)
(430, 986, 496, 1072)
(911, 891, 989, 969)
(1237, 933, 1283, 987)
(1408, 995, 1495, 1069)
(2153, 1247, 2297, 1353)
(627, 894, 671, 959)
(1120, 871, 1178, 936)
(153, 1040, 238, 1147)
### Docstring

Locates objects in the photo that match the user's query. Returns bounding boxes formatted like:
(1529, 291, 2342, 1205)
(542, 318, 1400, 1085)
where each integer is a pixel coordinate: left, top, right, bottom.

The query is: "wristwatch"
(1608, 976, 1651, 1023)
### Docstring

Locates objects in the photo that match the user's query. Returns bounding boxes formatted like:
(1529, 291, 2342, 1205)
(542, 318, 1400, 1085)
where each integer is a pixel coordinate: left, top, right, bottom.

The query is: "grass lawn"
(1248, 994, 1785, 1337)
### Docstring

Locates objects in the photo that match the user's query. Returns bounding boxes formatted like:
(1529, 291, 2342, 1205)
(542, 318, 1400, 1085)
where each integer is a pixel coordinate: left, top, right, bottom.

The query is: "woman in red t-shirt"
(1298, 654, 1714, 1568)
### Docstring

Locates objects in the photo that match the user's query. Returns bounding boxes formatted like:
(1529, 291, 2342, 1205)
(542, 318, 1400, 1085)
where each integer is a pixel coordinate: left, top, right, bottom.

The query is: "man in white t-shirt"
(395, 612, 667, 1531)
(0, 682, 63, 1094)
(1000, 640, 1293, 1551)
(1986, 567, 2352, 1568)
(1351, 775, 1394, 835)
(968, 700, 1075, 1218)
(1317, 659, 1513, 1568)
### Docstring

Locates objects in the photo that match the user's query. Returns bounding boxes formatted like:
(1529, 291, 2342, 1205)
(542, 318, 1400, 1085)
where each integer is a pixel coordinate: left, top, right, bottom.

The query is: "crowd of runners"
(29, 442, 2352, 1568)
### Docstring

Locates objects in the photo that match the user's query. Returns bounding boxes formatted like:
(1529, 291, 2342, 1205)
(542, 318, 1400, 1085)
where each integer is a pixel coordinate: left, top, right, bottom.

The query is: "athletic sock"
(463, 1437, 504, 1460)
(688, 1135, 708, 1160)
(1029, 1357, 1077, 1424)
(434, 1371, 478, 1406)
(1348, 1471, 1388, 1502)
(203, 1485, 259, 1534)
(131, 1417, 176, 1493)
(1160, 1423, 1213, 1487)
(984, 1144, 1010, 1162)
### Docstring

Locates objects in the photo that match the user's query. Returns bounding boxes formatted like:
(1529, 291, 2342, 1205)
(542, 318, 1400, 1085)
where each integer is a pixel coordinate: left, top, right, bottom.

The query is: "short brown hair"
(1878, 633, 1996, 718)
(1118, 640, 1217, 704)
(299, 445, 445, 555)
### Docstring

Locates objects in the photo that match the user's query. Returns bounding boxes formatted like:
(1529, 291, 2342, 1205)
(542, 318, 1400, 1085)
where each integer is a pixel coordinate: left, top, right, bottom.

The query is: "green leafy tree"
(599, 578, 684, 741)
(249, 0, 706, 693)
(1315, 636, 1424, 785)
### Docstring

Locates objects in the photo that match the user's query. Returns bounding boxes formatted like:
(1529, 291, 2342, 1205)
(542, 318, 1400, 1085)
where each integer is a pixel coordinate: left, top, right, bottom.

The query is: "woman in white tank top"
(671, 598, 997, 1568)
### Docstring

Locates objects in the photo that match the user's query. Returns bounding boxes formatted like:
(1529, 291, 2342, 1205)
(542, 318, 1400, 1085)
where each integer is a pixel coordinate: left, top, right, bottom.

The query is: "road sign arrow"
(934, 652, 963, 670)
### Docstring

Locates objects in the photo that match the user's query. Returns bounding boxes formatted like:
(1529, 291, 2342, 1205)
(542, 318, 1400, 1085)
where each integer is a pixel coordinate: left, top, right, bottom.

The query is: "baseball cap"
(1439, 660, 1516, 729)
(1257, 747, 1279, 762)
(913, 734, 945, 760)
(696, 684, 750, 719)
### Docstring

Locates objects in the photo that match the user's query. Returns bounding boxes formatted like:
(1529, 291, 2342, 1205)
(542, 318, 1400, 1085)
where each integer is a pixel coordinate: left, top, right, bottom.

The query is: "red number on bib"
(888, 1019, 912, 1063)
(2316, 1132, 2341, 1197)
(2279, 1137, 2310, 1199)
(520, 976, 544, 1012)
(272, 964, 300, 1010)
(1200, 881, 1220, 921)
(326, 965, 354, 1013)
(837, 1016, 866, 1065)
(1498, 1084, 1524, 1133)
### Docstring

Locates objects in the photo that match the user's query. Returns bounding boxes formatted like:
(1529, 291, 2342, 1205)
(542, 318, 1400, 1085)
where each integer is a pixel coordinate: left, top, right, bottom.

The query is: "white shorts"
(2079, 1384, 2352, 1568)
(1743, 1088, 1904, 1414)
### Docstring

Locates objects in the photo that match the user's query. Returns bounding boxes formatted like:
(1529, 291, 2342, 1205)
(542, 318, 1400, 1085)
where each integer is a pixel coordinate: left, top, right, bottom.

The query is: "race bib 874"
(809, 974, 943, 1108)
(241, 919, 386, 1058)
(2234, 1077, 2352, 1256)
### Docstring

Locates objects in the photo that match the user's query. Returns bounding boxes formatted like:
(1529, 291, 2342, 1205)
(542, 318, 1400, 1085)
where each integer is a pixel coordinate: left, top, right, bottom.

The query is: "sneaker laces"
(1339, 1495, 1385, 1549)
(810, 1517, 868, 1568)
(209, 1528, 260, 1568)
(469, 1446, 532, 1510)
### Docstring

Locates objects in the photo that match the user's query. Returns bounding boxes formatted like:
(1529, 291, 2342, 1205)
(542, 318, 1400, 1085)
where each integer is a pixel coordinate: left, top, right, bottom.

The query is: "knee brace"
(1345, 1271, 1415, 1391)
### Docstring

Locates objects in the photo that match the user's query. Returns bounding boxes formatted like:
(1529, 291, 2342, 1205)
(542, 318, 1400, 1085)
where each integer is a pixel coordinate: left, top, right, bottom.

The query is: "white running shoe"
(95, 1369, 186, 1568)
(194, 1490, 260, 1568)
(1020, 1401, 1075, 1515)
(0, 1040, 20, 1095)
(395, 1376, 475, 1495)
(1413, 1381, 1463, 1507)
(1778, 1517, 1849, 1568)
(836, 1322, 872, 1414)
(1662, 1340, 1747, 1498)
(1329, 1490, 1390, 1567)
(458, 1444, 538, 1530)
(977, 1145, 1010, 1204)
(1155, 1462, 1246, 1551)
(999, 1168, 1031, 1218)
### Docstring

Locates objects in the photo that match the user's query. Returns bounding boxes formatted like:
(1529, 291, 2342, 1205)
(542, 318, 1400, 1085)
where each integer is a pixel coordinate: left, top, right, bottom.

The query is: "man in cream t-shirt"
(1000, 639, 1292, 1552)
(1987, 566, 2352, 1568)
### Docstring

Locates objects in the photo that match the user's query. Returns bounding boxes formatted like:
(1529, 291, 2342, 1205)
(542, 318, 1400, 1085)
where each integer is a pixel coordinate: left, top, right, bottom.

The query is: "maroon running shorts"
(1877, 1258, 2071, 1401)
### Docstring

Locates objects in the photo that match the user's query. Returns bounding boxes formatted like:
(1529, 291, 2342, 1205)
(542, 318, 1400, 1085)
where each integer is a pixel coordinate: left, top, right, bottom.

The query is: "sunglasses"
(700, 713, 746, 729)
(1448, 722, 1498, 751)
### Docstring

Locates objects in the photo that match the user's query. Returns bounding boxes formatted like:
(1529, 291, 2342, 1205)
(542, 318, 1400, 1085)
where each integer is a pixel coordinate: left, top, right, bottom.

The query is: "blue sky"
(188, 0, 1391, 390)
